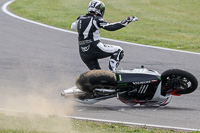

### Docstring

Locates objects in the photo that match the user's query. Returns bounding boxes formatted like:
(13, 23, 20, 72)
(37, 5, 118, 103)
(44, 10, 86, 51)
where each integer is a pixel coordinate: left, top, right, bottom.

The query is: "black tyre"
(161, 69, 198, 95)
(76, 70, 117, 92)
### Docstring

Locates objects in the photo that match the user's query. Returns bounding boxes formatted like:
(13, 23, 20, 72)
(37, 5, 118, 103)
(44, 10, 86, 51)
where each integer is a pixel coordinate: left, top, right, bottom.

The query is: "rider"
(71, 0, 138, 71)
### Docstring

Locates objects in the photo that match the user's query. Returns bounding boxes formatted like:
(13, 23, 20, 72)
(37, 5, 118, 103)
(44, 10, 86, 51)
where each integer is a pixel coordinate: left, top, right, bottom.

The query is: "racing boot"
(108, 59, 119, 72)
(108, 50, 124, 72)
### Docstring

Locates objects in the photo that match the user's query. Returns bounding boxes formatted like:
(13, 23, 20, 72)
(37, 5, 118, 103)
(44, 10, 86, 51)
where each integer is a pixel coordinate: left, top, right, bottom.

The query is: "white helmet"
(88, 0, 105, 17)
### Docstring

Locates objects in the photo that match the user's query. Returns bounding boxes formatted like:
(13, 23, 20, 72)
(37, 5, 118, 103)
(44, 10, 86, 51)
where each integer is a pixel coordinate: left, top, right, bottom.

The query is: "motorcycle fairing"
(116, 73, 159, 84)
(116, 68, 160, 84)
(115, 68, 161, 100)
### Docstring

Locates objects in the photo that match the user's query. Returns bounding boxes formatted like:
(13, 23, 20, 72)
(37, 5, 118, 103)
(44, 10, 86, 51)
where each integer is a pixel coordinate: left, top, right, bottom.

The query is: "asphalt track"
(1, 0, 200, 130)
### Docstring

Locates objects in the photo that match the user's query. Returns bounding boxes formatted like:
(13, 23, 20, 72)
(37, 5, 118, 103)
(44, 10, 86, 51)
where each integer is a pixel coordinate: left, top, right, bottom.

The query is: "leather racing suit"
(71, 14, 126, 71)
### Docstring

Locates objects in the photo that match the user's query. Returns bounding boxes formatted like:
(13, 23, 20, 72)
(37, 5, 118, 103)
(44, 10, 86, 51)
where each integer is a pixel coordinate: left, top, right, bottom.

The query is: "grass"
(0, 113, 199, 133)
(9, 0, 200, 52)
(0, 113, 72, 133)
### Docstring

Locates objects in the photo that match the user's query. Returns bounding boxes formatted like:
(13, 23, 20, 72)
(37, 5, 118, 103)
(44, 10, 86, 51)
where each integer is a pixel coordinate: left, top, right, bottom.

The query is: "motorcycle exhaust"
(61, 86, 84, 97)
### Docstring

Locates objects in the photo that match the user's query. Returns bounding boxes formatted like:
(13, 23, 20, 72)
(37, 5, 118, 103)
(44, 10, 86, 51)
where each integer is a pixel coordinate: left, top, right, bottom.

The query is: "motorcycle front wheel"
(161, 69, 198, 95)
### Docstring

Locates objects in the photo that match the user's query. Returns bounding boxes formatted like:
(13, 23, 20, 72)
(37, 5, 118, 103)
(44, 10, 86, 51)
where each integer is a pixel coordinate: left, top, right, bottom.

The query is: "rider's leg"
(79, 44, 101, 70)
(81, 56, 101, 70)
(96, 42, 124, 71)
(84, 59, 101, 70)
(109, 50, 124, 71)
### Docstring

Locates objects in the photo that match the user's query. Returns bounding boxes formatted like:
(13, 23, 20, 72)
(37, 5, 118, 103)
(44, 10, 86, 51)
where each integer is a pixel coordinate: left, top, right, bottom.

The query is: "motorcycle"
(61, 66, 198, 106)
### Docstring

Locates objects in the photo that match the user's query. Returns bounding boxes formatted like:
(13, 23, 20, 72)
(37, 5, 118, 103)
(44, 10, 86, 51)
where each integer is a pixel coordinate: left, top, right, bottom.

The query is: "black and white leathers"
(71, 14, 126, 71)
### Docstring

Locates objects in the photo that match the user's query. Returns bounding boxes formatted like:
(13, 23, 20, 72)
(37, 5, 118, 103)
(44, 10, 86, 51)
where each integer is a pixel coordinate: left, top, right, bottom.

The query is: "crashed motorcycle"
(61, 66, 198, 106)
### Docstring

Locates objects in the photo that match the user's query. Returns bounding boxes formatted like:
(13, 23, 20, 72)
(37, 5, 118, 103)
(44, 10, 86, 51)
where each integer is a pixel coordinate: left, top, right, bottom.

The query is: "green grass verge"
(9, 0, 200, 52)
(0, 113, 199, 133)
(0, 113, 71, 133)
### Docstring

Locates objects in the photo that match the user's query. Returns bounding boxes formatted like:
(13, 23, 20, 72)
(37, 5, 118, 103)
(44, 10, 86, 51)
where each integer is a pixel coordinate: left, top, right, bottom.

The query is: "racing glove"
(121, 16, 138, 26)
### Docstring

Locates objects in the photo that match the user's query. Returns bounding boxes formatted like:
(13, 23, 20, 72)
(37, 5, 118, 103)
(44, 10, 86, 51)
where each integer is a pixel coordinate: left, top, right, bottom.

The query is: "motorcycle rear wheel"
(161, 69, 198, 95)
(76, 70, 117, 92)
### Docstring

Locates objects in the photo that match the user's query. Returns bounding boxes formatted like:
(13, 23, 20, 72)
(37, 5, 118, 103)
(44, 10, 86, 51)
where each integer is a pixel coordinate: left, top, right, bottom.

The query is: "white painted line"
(67, 115, 200, 131)
(2, 0, 77, 35)
(1, 0, 200, 131)
(2, 0, 200, 56)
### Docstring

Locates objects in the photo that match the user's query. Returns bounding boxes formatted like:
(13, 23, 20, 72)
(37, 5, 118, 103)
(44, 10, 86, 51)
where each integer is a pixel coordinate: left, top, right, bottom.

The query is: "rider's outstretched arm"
(97, 16, 138, 31)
